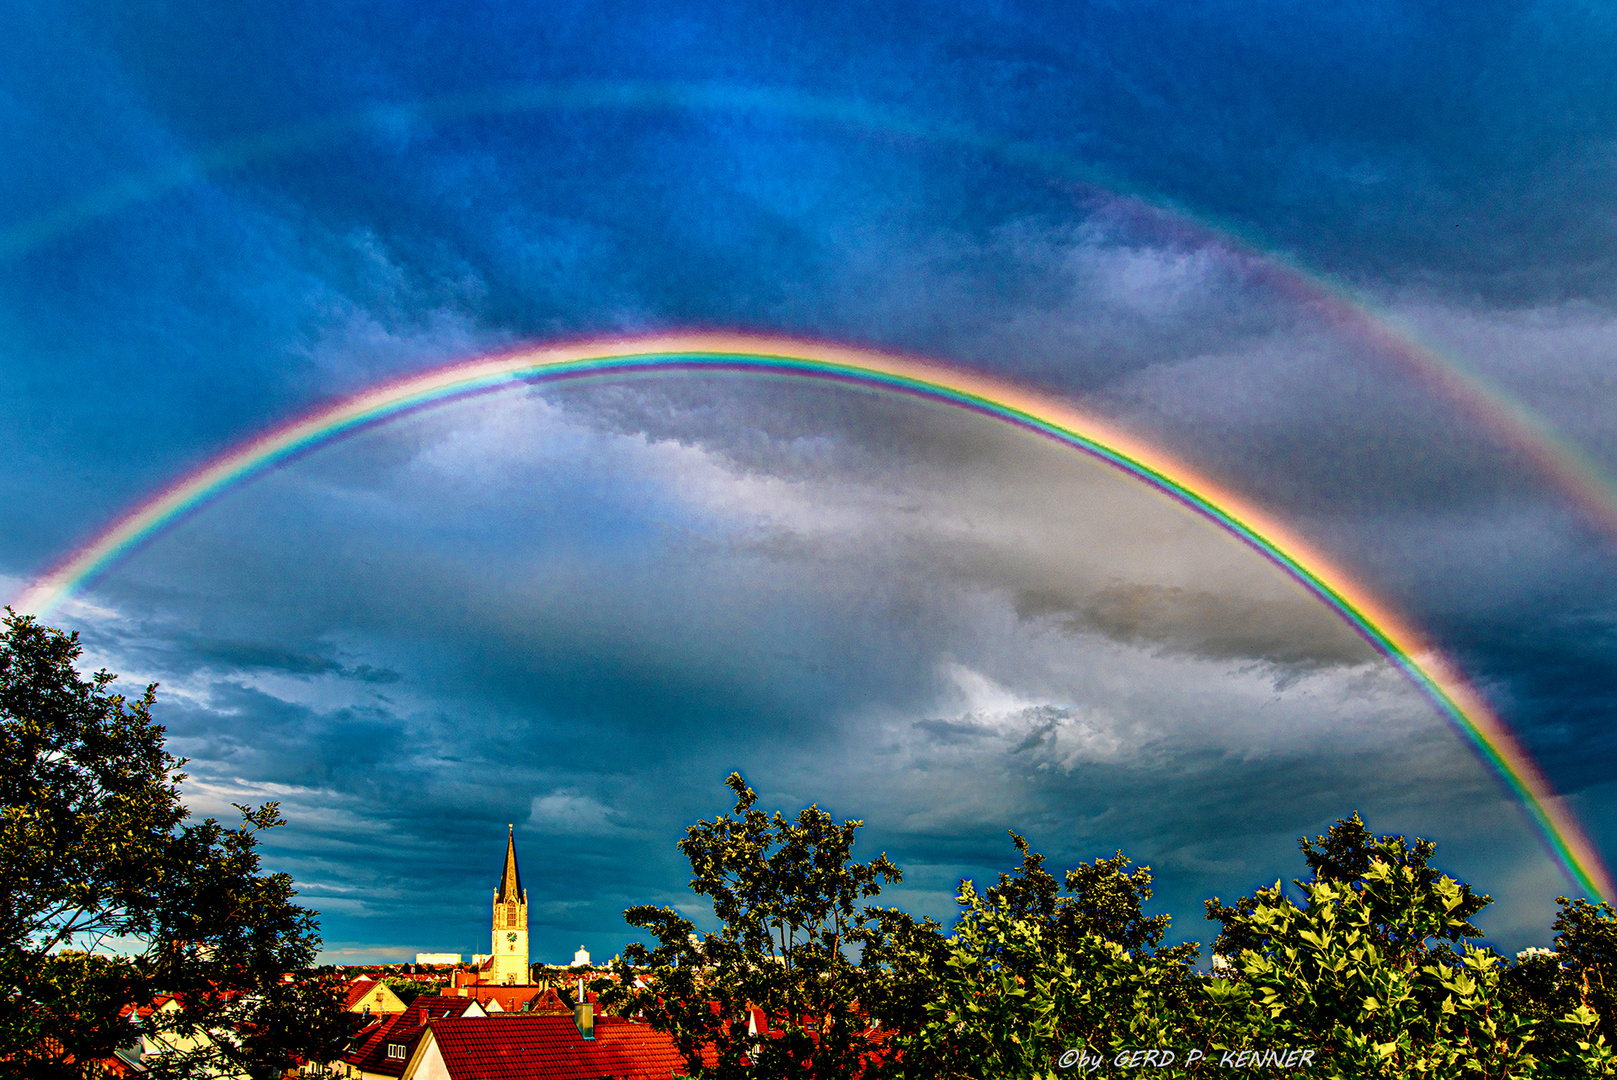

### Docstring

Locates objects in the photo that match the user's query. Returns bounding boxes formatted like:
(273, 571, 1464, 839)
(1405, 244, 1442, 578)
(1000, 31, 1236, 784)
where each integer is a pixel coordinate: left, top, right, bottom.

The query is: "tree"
(892, 835, 1202, 1079)
(1205, 812, 1490, 962)
(604, 773, 900, 1079)
(983, 832, 1198, 965)
(1217, 866, 1553, 1078)
(383, 976, 450, 1006)
(1504, 897, 1617, 1065)
(0, 612, 350, 1079)
(1549, 899, 1617, 1045)
(911, 820, 1617, 1078)
(1204, 817, 1613, 1078)
(899, 878, 1200, 1080)
(847, 905, 949, 1074)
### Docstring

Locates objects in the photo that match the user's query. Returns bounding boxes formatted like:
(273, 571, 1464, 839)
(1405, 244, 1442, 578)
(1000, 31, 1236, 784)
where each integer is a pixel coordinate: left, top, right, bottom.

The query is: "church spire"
(495, 825, 524, 903)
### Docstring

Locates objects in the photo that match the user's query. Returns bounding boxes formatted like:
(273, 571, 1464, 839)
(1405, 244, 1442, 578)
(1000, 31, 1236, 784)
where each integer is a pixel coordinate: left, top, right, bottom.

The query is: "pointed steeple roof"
(495, 825, 524, 903)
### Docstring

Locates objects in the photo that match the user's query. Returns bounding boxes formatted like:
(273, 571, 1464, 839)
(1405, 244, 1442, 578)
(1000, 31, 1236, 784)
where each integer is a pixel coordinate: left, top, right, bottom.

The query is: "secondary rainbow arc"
(13, 331, 1611, 902)
(9, 81, 1617, 550)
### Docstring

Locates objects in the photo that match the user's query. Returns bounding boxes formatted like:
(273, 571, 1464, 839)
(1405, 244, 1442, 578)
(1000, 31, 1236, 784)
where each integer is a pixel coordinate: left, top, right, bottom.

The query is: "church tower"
(490, 826, 529, 985)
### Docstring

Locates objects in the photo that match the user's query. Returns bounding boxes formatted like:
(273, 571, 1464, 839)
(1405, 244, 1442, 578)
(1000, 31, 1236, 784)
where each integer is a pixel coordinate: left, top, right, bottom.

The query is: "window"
(387, 1044, 406, 1060)
(506, 904, 518, 927)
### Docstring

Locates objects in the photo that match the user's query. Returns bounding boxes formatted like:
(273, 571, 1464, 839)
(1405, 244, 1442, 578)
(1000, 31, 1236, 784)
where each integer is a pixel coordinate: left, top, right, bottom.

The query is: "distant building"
(345, 979, 407, 1017)
(414, 952, 461, 966)
(438, 827, 614, 1013)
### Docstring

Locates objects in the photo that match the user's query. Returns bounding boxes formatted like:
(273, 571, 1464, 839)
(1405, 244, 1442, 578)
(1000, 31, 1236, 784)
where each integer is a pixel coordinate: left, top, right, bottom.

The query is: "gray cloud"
(180, 636, 402, 682)
(1018, 583, 1374, 669)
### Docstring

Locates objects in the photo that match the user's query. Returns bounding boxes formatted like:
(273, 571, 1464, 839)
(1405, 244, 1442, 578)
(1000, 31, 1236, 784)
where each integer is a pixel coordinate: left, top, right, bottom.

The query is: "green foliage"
(1226, 868, 1538, 1077)
(983, 832, 1194, 964)
(1203, 817, 1614, 1079)
(1551, 899, 1617, 1045)
(899, 880, 1196, 1079)
(605, 772, 900, 1079)
(382, 978, 443, 1005)
(0, 613, 351, 1079)
(619, 781, 1617, 1079)
(1206, 812, 1490, 961)
(850, 905, 949, 1063)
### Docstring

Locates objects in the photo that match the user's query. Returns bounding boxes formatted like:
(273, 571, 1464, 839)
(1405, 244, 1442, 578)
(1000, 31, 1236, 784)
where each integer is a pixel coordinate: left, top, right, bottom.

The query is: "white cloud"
(528, 789, 628, 836)
(944, 664, 1045, 717)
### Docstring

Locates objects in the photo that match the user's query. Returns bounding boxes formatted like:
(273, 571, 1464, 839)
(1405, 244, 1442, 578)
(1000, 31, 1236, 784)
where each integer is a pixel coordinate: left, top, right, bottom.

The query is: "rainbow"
(13, 332, 1611, 901)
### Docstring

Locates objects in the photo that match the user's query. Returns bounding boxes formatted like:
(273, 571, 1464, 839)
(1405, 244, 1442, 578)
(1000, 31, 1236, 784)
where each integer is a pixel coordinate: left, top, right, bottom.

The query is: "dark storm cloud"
(1014, 583, 1371, 669)
(191, 640, 345, 677)
(165, 635, 402, 682)
(912, 717, 998, 746)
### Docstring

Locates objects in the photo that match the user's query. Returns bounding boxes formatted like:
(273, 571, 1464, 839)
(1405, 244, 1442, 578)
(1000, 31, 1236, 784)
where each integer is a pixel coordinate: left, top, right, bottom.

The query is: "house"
(520, 987, 576, 1016)
(336, 995, 487, 1080)
(398, 1015, 694, 1080)
(347, 979, 408, 1017)
(442, 978, 553, 1013)
(109, 995, 249, 1078)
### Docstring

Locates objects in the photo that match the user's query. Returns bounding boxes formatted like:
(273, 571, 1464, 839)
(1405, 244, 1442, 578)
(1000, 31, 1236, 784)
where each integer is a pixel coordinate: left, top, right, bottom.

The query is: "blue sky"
(5, 0, 1617, 962)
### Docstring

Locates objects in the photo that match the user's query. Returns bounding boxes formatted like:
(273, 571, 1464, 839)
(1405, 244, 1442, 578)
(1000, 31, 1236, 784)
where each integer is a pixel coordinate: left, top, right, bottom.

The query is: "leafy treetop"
(1206, 812, 1490, 962)
(607, 772, 901, 1080)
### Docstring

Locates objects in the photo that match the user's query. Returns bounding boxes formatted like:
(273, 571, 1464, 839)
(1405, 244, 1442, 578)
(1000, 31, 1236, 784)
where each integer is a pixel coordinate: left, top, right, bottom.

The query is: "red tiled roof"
(117, 993, 176, 1021)
(344, 996, 484, 1077)
(420, 1015, 693, 1080)
(525, 988, 572, 1016)
(452, 984, 549, 1013)
(345, 980, 386, 1010)
(345, 1011, 403, 1068)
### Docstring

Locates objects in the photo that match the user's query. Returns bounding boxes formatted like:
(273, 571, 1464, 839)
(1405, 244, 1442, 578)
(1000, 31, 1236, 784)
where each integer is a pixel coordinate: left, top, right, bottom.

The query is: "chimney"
(573, 977, 594, 1040)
